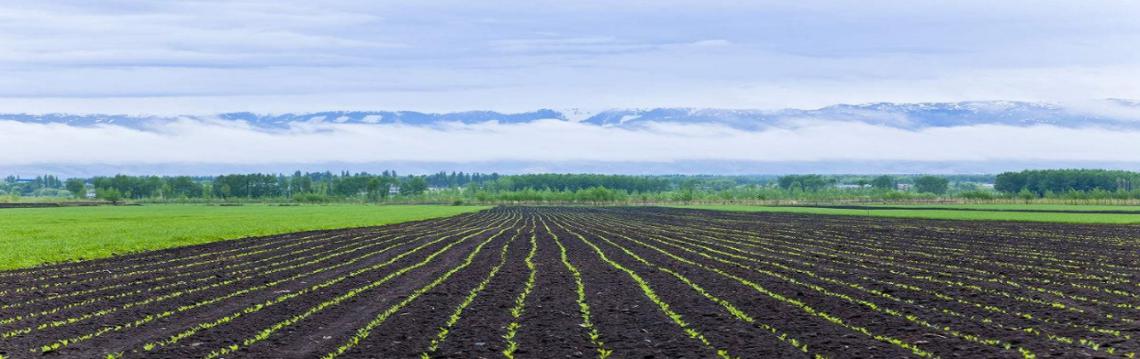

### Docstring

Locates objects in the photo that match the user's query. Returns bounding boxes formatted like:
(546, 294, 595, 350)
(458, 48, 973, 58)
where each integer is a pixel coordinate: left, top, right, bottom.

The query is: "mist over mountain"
(4, 100, 1140, 177)
(4, 100, 1139, 131)
(5, 160, 1140, 179)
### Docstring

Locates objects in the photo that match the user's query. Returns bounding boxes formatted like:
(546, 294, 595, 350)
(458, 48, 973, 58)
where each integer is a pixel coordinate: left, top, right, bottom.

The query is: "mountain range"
(3, 100, 1139, 131)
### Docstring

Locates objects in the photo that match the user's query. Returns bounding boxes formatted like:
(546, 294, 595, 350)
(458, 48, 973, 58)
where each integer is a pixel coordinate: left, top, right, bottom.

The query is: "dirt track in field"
(2, 206, 1139, 358)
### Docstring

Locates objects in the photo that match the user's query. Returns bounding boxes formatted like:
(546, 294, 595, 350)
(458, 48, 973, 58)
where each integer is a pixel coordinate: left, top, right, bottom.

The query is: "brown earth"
(1, 206, 1138, 358)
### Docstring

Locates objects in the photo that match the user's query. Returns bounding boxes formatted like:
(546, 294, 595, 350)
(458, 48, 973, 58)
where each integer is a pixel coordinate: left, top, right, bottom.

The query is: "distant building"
(85, 189, 97, 199)
(896, 183, 912, 191)
(388, 185, 400, 195)
(835, 184, 870, 189)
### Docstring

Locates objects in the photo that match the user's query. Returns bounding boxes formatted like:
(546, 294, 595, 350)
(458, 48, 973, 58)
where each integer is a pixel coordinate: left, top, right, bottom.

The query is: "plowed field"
(2, 207, 1138, 358)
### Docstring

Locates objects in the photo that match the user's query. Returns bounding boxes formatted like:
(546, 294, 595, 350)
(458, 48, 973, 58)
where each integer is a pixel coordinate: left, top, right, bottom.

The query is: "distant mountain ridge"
(576, 101, 1137, 129)
(3, 100, 1138, 130)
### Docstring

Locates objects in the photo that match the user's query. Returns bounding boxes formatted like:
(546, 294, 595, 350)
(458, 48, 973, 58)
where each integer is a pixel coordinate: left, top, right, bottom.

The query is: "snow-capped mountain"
(0, 109, 566, 129)
(3, 100, 1138, 131)
(578, 101, 1140, 130)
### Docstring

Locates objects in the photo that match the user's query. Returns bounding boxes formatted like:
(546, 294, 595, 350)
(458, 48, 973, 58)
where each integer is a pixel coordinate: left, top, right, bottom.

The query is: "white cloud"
(688, 39, 731, 47)
(488, 37, 640, 54)
(1, 1, 1139, 113)
(2, 119, 1137, 165)
(4, 1, 1139, 174)
(1060, 99, 1140, 123)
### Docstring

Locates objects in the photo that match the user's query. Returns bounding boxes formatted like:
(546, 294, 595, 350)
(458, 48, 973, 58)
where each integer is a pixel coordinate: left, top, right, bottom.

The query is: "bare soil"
(2, 207, 1138, 358)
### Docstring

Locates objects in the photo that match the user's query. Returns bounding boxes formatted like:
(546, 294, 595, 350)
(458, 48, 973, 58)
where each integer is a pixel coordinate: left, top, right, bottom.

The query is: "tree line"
(776, 174, 950, 194)
(2, 171, 683, 203)
(6, 169, 1140, 204)
(995, 169, 1140, 197)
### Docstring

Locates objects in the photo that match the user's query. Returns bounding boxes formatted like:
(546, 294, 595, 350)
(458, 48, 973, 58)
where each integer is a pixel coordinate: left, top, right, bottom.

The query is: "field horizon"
(4, 1, 1139, 358)
(3, 206, 1137, 358)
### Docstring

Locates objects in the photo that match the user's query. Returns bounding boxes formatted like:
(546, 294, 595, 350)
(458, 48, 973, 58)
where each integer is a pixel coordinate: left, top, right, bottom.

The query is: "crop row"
(0, 212, 483, 321)
(3, 213, 494, 341)
(13, 211, 513, 356)
(579, 211, 1103, 355)
(565, 208, 1138, 357)
(3, 206, 1136, 358)
(0, 215, 460, 297)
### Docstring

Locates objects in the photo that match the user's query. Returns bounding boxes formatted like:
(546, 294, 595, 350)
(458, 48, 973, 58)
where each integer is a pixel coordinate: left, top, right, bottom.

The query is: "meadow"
(0, 204, 487, 270)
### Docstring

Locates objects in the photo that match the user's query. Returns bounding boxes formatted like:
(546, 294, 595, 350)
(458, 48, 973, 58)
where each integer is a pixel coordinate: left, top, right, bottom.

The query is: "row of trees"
(3, 172, 672, 202)
(777, 174, 949, 194)
(7, 169, 1139, 204)
(422, 172, 499, 188)
(995, 169, 1139, 196)
(61, 172, 683, 202)
(0, 175, 69, 197)
(78, 172, 430, 201)
(0, 172, 979, 203)
(479, 174, 671, 193)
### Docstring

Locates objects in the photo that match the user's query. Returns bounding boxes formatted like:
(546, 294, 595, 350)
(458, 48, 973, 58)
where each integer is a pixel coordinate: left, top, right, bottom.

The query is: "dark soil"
(2, 207, 1139, 359)
(780, 204, 1140, 214)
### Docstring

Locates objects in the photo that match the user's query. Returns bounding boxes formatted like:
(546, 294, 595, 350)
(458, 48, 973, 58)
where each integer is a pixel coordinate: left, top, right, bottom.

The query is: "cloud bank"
(3, 2, 1138, 175)
(2, 1, 1140, 113)
(3, 119, 1137, 168)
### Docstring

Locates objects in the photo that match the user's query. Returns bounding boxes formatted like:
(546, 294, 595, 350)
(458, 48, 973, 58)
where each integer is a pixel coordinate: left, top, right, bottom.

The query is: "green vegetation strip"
(670, 205, 1140, 224)
(574, 212, 1041, 357)
(140, 215, 508, 355)
(541, 215, 612, 359)
(31, 214, 504, 353)
(0, 204, 489, 270)
(563, 213, 820, 357)
(1, 217, 459, 313)
(319, 216, 520, 359)
(551, 218, 733, 359)
(420, 219, 526, 358)
(501, 219, 539, 359)
(567, 211, 937, 357)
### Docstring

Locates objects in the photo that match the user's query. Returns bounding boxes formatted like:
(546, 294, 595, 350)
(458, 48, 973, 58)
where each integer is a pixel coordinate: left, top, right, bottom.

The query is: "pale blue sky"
(3, 1, 1140, 173)
(1, 1, 1138, 114)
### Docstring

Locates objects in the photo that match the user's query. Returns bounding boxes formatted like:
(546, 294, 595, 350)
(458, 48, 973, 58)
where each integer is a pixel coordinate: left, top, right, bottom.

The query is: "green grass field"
(670, 205, 1140, 224)
(0, 204, 488, 270)
(857, 203, 1140, 212)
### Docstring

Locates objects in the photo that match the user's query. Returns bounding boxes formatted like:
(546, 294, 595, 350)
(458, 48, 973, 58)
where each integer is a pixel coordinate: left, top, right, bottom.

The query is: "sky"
(2, 0, 1139, 114)
(1, 1, 1139, 174)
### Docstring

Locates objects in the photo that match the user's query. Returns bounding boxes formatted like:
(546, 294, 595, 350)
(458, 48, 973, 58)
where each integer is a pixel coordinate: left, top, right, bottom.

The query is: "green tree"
(96, 188, 123, 204)
(995, 169, 1140, 195)
(365, 178, 382, 201)
(1017, 188, 1037, 204)
(401, 177, 428, 196)
(675, 180, 697, 203)
(913, 176, 949, 195)
(776, 175, 833, 192)
(65, 178, 86, 199)
(870, 175, 896, 190)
